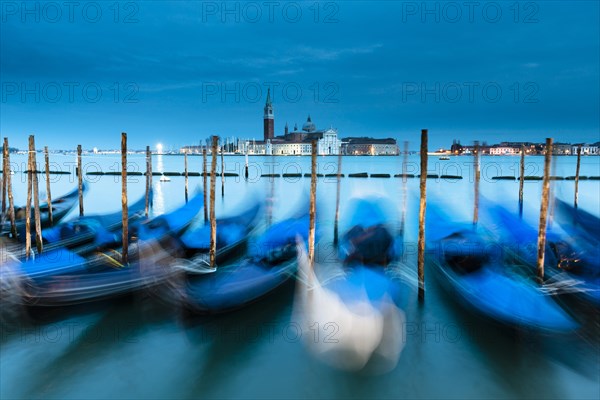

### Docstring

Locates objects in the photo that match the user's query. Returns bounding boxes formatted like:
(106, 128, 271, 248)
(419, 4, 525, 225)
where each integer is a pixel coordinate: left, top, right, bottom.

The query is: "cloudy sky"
(1, 1, 598, 150)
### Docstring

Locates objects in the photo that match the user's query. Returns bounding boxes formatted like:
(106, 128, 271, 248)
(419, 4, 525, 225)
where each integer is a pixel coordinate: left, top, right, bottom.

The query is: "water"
(1, 154, 599, 399)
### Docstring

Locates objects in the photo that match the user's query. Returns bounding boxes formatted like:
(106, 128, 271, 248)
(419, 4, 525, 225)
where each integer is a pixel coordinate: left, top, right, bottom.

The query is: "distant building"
(342, 137, 398, 155)
(572, 143, 599, 155)
(553, 143, 572, 155)
(489, 146, 518, 155)
(246, 95, 342, 155)
(179, 145, 203, 154)
(450, 139, 464, 154)
(263, 88, 274, 141)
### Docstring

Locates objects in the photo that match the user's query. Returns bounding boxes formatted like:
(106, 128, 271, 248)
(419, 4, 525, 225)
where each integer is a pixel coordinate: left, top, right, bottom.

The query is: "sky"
(1, 0, 599, 151)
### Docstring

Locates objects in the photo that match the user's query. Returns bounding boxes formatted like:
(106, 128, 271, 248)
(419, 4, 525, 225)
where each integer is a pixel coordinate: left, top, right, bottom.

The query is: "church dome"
(302, 115, 316, 132)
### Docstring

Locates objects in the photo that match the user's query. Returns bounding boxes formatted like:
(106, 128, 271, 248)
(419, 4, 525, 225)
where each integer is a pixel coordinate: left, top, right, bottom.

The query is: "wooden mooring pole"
(121, 133, 128, 265)
(473, 141, 480, 226)
(30, 136, 43, 254)
(184, 151, 189, 203)
(244, 150, 249, 180)
(44, 146, 53, 225)
(203, 148, 208, 222)
(418, 129, 428, 301)
(267, 154, 275, 227)
(333, 151, 342, 246)
(145, 145, 151, 217)
(77, 144, 84, 216)
(221, 144, 225, 197)
(5, 138, 16, 238)
(549, 150, 557, 227)
(209, 136, 218, 268)
(400, 140, 409, 235)
(25, 139, 33, 260)
(308, 140, 317, 269)
(519, 145, 525, 217)
(574, 145, 582, 208)
(1, 138, 7, 214)
(536, 138, 553, 283)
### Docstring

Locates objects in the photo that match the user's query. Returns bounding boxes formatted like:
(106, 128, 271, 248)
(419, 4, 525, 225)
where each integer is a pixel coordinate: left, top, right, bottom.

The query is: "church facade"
(244, 90, 342, 155)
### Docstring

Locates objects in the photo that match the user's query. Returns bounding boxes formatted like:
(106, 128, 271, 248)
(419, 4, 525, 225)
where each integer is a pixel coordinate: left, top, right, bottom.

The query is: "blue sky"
(1, 1, 598, 150)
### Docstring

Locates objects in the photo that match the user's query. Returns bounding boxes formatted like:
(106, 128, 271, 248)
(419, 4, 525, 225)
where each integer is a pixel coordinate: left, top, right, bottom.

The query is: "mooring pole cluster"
(0, 132, 586, 307)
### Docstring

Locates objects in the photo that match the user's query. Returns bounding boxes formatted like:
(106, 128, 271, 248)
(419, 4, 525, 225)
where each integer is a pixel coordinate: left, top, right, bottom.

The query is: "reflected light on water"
(154, 154, 165, 215)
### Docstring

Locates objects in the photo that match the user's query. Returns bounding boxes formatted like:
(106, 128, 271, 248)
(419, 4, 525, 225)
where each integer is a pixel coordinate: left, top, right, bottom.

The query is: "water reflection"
(153, 154, 165, 215)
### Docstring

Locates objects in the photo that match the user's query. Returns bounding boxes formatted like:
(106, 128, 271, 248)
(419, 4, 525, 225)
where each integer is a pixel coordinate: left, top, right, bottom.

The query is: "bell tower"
(263, 88, 274, 141)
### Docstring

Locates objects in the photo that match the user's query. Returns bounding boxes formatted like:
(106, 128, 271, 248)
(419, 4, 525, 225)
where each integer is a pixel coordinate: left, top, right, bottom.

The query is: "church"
(244, 89, 342, 156)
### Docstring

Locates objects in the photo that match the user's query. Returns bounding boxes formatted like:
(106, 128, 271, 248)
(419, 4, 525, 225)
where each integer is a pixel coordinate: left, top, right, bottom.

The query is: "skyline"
(1, 1, 599, 150)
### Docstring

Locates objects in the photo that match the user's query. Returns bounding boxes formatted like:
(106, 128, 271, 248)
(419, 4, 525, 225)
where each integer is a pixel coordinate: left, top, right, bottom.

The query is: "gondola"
(482, 199, 599, 307)
(295, 196, 409, 373)
(6, 191, 204, 306)
(553, 198, 600, 242)
(173, 198, 264, 268)
(36, 191, 149, 253)
(183, 197, 308, 313)
(1, 183, 87, 238)
(427, 203, 579, 332)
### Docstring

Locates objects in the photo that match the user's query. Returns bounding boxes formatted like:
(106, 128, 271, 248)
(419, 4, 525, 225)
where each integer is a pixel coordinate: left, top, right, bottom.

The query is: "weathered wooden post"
(574, 145, 582, 208)
(245, 149, 249, 180)
(203, 147, 208, 222)
(145, 145, 151, 217)
(77, 144, 84, 216)
(308, 140, 317, 269)
(25, 140, 33, 260)
(418, 129, 428, 301)
(267, 154, 275, 227)
(184, 150, 189, 203)
(333, 150, 342, 246)
(549, 149, 558, 227)
(400, 140, 409, 235)
(519, 145, 525, 217)
(221, 143, 225, 197)
(209, 136, 218, 268)
(536, 138, 553, 283)
(473, 141, 480, 226)
(2, 138, 7, 214)
(29, 136, 43, 254)
(121, 133, 129, 265)
(44, 146, 53, 225)
(5, 139, 16, 238)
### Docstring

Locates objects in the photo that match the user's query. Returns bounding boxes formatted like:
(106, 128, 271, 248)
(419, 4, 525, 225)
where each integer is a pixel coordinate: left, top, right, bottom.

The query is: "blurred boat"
(173, 198, 263, 267)
(38, 191, 149, 254)
(1, 183, 87, 239)
(183, 197, 308, 313)
(482, 199, 600, 307)
(428, 203, 579, 332)
(554, 198, 600, 242)
(4, 191, 204, 306)
(295, 196, 409, 373)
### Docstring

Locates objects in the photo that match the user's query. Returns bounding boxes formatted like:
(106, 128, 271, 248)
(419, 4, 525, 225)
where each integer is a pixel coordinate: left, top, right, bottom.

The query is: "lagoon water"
(1, 153, 599, 399)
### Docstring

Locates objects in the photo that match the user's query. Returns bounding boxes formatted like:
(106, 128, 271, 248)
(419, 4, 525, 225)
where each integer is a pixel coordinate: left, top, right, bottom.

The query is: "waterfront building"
(572, 143, 599, 155)
(342, 137, 398, 155)
(243, 95, 342, 155)
(553, 143, 573, 155)
(489, 146, 519, 155)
